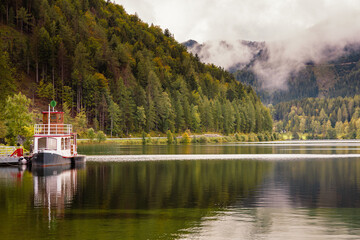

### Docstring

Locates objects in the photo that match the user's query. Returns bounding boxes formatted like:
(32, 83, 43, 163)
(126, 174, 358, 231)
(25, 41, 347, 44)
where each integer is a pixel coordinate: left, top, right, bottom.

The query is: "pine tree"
(174, 96, 185, 132)
(342, 104, 349, 122)
(108, 100, 120, 137)
(246, 101, 256, 133)
(72, 42, 90, 112)
(38, 27, 52, 81)
(190, 104, 201, 132)
(145, 93, 156, 132)
(136, 106, 146, 131)
(337, 108, 342, 122)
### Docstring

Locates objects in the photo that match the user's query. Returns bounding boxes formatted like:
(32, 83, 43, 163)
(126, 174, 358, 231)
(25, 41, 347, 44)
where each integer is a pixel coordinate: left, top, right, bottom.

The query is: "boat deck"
(0, 146, 20, 166)
(0, 156, 21, 166)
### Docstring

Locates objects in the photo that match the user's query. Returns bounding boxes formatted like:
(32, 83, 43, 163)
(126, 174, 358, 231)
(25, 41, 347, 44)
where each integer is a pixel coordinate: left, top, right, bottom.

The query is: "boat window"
(47, 138, 57, 150)
(50, 114, 57, 123)
(65, 138, 70, 149)
(38, 138, 47, 150)
(38, 137, 57, 150)
(61, 138, 65, 150)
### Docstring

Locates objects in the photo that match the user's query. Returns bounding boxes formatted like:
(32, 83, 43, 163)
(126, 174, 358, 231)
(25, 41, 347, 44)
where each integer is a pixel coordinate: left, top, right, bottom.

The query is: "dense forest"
(0, 0, 272, 143)
(272, 95, 360, 139)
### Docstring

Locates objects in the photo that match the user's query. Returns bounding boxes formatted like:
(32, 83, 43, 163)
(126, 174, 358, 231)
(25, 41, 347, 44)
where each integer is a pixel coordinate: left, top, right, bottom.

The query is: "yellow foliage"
(94, 72, 108, 89)
(153, 57, 163, 68)
(22, 125, 34, 139)
(53, 6, 63, 18)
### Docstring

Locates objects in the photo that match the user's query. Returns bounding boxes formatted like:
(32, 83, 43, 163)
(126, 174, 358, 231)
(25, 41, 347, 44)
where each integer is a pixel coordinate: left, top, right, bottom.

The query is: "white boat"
(31, 105, 85, 167)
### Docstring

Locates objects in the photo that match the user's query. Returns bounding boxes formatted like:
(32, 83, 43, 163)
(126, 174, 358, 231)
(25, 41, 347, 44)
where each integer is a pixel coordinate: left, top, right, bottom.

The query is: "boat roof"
(34, 134, 74, 137)
(42, 111, 64, 114)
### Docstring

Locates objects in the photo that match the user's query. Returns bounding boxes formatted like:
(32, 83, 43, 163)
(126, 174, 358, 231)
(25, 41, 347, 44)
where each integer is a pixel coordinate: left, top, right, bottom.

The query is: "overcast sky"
(114, 0, 360, 43)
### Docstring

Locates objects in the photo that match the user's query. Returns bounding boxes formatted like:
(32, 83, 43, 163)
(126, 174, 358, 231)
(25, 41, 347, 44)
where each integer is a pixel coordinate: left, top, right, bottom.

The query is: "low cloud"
(190, 10, 360, 91)
(188, 40, 263, 70)
(253, 11, 360, 91)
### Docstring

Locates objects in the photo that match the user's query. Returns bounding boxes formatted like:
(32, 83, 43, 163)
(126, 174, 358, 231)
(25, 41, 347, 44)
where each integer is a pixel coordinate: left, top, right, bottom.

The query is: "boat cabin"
(33, 111, 77, 157)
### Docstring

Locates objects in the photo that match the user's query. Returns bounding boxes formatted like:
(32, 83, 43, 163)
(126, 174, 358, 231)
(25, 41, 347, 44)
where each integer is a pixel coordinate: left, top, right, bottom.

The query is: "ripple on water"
(86, 154, 360, 162)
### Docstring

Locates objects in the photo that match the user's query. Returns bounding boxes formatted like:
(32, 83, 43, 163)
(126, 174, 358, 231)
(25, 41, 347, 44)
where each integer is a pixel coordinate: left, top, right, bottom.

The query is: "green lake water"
(1, 141, 360, 239)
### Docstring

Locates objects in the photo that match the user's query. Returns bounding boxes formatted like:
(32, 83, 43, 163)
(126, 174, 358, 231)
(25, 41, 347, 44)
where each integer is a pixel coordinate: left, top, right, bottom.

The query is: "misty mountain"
(184, 39, 360, 104)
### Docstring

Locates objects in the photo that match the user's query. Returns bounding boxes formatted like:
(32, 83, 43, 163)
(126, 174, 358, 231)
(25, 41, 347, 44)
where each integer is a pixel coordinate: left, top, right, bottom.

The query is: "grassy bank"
(78, 132, 281, 145)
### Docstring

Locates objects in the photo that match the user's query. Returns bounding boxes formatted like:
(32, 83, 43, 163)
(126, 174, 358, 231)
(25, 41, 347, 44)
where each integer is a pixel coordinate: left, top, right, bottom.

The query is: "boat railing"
(34, 124, 72, 135)
(0, 146, 16, 156)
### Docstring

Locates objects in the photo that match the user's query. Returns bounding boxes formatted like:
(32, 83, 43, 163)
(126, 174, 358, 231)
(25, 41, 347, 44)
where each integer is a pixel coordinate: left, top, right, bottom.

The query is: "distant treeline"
(272, 95, 360, 139)
(0, 0, 272, 140)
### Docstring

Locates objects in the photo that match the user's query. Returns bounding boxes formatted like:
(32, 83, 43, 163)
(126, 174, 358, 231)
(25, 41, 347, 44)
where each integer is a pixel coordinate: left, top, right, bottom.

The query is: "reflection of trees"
(61, 160, 272, 239)
(77, 160, 272, 209)
(3, 159, 360, 239)
(78, 143, 276, 155)
(0, 160, 273, 240)
(279, 158, 360, 208)
(0, 166, 32, 215)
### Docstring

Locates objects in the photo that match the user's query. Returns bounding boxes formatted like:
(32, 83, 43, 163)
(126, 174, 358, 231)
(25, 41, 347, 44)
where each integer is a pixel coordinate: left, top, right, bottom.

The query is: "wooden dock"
(0, 156, 21, 166)
(0, 146, 22, 166)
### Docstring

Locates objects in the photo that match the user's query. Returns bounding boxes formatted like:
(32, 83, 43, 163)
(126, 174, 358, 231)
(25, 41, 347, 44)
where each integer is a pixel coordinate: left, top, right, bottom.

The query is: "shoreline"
(78, 132, 278, 145)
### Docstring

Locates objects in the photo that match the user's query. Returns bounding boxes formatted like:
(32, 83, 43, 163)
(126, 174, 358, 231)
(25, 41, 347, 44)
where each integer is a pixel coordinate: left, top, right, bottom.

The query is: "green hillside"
(0, 0, 272, 142)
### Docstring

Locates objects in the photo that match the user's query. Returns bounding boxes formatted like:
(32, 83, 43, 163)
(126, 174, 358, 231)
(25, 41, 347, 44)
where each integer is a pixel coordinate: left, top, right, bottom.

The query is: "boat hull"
(31, 152, 71, 167)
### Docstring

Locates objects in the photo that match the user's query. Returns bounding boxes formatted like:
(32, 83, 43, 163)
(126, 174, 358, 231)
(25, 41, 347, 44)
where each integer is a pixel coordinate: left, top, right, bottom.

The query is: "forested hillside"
(0, 0, 272, 140)
(272, 95, 360, 139)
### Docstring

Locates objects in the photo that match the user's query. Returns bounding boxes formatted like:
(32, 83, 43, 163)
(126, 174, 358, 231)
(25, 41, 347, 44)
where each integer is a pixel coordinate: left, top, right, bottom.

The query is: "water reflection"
(175, 158, 360, 239)
(0, 166, 27, 185)
(32, 164, 83, 222)
(77, 160, 271, 209)
(79, 141, 360, 156)
(2, 154, 360, 239)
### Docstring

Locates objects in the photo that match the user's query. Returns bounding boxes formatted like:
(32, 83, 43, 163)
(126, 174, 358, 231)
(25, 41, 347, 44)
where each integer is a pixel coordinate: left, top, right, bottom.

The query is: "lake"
(1, 141, 360, 239)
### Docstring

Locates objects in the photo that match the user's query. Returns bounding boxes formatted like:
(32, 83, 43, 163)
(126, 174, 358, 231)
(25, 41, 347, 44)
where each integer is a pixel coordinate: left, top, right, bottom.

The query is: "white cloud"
(115, 0, 360, 42)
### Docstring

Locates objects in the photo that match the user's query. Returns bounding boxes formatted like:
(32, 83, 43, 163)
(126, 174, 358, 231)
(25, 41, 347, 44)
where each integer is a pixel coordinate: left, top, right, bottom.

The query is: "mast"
(48, 104, 50, 135)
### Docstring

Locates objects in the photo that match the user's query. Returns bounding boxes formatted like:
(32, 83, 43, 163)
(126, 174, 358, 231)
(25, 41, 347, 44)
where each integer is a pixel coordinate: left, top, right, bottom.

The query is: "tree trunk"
(28, 0, 32, 12)
(61, 61, 64, 88)
(77, 86, 80, 113)
(36, 61, 39, 83)
(61, 63, 64, 104)
(110, 118, 113, 137)
(15, 8, 18, 27)
(42, 64, 45, 81)
(27, 56, 30, 75)
(6, 3, 8, 24)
